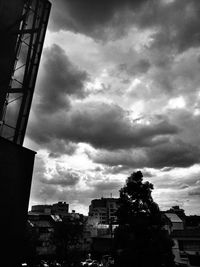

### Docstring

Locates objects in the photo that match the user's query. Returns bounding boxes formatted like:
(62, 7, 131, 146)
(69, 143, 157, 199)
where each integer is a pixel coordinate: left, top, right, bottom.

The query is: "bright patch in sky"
(168, 96, 186, 109)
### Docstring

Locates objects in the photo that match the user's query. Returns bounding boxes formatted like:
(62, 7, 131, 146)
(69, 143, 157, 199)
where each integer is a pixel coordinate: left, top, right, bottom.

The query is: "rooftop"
(165, 213, 183, 223)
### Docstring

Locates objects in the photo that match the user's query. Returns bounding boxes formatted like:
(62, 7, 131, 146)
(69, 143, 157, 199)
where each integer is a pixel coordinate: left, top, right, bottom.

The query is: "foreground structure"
(0, 1, 51, 266)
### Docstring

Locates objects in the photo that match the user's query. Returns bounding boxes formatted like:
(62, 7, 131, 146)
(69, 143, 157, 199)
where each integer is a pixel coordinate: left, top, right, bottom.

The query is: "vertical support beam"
(0, 0, 51, 145)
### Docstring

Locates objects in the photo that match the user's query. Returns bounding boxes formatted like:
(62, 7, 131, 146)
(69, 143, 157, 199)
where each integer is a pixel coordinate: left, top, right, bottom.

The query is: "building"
(0, 0, 51, 265)
(29, 204, 90, 258)
(165, 205, 186, 227)
(28, 213, 59, 257)
(172, 229, 200, 266)
(31, 202, 69, 216)
(52, 202, 69, 215)
(89, 198, 119, 225)
(165, 212, 184, 232)
(88, 198, 119, 256)
(163, 207, 200, 267)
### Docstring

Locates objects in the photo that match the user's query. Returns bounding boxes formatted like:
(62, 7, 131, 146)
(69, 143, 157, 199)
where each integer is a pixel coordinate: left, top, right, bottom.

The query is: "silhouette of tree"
(23, 221, 39, 263)
(53, 214, 84, 263)
(114, 171, 175, 267)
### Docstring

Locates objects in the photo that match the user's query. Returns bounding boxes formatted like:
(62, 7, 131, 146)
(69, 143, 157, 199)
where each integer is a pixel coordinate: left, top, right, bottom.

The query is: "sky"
(24, 0, 200, 215)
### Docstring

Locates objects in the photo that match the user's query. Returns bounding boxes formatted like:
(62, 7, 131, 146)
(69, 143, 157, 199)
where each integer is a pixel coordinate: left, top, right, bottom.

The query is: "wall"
(0, 137, 35, 266)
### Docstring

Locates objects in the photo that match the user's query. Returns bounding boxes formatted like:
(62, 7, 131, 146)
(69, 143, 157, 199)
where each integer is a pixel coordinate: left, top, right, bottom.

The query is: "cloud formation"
(92, 139, 200, 169)
(50, 0, 149, 39)
(28, 101, 178, 151)
(40, 168, 80, 187)
(36, 44, 88, 114)
(27, 0, 200, 215)
(49, 0, 200, 54)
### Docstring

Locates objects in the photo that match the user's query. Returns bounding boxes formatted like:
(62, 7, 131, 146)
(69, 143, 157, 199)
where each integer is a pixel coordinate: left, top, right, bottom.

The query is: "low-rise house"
(163, 207, 200, 266)
(165, 212, 184, 232)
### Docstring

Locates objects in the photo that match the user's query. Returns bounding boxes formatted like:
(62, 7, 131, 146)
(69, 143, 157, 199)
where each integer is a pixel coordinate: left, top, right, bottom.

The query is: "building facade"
(89, 198, 119, 225)
(163, 207, 200, 267)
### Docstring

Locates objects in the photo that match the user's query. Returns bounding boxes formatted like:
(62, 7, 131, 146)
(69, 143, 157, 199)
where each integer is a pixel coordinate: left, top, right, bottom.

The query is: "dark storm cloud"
(59, 104, 178, 150)
(29, 101, 178, 150)
(90, 149, 145, 168)
(146, 140, 200, 168)
(50, 0, 149, 38)
(49, 0, 200, 53)
(92, 138, 200, 169)
(137, 0, 200, 53)
(36, 44, 88, 114)
(40, 169, 80, 187)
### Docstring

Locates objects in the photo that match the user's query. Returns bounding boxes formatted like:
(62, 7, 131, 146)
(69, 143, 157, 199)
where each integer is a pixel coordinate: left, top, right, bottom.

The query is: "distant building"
(88, 198, 119, 255)
(51, 202, 69, 215)
(165, 213, 184, 232)
(172, 229, 200, 267)
(31, 204, 52, 214)
(31, 201, 69, 215)
(163, 207, 200, 267)
(28, 213, 58, 257)
(165, 205, 186, 226)
(185, 215, 200, 229)
(28, 209, 90, 257)
(89, 197, 119, 225)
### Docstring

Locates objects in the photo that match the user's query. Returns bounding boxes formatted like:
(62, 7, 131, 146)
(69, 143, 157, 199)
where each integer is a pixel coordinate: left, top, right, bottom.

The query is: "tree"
(114, 171, 175, 267)
(53, 214, 84, 264)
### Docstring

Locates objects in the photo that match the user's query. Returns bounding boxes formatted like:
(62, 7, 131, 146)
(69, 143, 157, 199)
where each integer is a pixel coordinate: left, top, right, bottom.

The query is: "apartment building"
(88, 198, 119, 225)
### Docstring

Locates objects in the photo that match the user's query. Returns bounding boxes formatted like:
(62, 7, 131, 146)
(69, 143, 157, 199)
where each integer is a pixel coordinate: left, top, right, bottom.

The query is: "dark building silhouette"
(0, 0, 51, 145)
(0, 137, 36, 266)
(31, 201, 69, 215)
(163, 207, 200, 266)
(0, 0, 51, 266)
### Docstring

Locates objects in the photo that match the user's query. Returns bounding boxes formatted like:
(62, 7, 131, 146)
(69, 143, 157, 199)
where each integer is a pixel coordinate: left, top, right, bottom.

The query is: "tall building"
(0, 1, 51, 265)
(89, 197, 119, 225)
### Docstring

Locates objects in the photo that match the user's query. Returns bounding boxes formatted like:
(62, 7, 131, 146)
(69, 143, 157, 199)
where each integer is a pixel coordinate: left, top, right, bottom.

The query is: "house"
(163, 208, 200, 266)
(165, 212, 184, 232)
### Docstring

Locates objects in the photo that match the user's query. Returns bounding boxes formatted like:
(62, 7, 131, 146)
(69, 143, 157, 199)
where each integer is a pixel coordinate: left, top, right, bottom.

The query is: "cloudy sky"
(24, 0, 200, 215)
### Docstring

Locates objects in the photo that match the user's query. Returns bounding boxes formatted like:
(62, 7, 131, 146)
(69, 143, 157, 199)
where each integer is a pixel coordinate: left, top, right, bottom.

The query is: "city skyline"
(24, 0, 200, 215)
